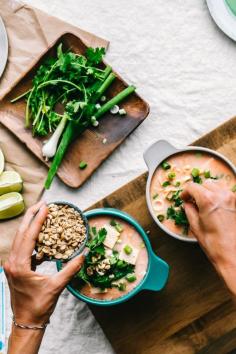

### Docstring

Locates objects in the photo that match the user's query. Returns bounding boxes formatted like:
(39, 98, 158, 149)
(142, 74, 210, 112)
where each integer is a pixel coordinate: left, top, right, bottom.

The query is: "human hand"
(181, 180, 236, 295)
(4, 201, 85, 327)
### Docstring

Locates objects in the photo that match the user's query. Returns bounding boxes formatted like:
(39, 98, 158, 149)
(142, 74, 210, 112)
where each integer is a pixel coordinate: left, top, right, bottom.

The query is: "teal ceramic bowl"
(57, 208, 169, 306)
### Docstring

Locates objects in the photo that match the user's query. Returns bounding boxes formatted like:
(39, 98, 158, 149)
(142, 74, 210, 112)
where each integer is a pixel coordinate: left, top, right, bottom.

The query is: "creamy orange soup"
(75, 216, 148, 301)
(150, 151, 236, 238)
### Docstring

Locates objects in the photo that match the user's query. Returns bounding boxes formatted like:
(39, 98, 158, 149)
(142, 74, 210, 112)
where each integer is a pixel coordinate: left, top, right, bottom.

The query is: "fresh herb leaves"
(76, 226, 134, 290)
(167, 206, 189, 234)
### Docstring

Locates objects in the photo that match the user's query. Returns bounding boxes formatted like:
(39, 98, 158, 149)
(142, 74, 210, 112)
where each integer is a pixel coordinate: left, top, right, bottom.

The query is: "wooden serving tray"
(0, 33, 149, 188)
(87, 117, 236, 354)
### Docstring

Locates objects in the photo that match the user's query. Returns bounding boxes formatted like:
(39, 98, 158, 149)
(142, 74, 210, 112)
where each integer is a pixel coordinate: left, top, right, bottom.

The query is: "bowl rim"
(36, 201, 89, 261)
(57, 207, 153, 306)
(145, 144, 236, 243)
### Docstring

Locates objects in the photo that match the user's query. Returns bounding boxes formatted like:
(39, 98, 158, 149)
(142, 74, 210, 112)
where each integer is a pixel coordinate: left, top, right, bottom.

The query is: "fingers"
(12, 201, 46, 252)
(181, 182, 212, 209)
(53, 254, 85, 290)
(203, 179, 223, 192)
(22, 204, 48, 257)
(183, 202, 201, 238)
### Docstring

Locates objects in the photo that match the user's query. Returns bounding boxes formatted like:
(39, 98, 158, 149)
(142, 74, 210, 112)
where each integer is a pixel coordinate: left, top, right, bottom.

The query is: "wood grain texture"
(87, 117, 236, 354)
(0, 33, 149, 188)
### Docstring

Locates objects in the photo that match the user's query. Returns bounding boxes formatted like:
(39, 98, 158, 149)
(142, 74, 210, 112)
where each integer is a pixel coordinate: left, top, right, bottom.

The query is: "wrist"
(8, 324, 45, 354)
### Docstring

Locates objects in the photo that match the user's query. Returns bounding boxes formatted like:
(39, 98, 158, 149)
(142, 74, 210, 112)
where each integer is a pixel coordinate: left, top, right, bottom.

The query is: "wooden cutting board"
(87, 117, 236, 354)
(0, 33, 149, 188)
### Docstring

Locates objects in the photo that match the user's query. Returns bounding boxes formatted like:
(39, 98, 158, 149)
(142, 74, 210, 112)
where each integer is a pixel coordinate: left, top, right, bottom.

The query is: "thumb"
(183, 202, 201, 239)
(53, 253, 86, 290)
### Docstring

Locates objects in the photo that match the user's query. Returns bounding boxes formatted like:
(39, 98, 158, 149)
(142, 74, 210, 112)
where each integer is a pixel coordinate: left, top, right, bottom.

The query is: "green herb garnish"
(232, 185, 236, 192)
(162, 181, 171, 187)
(175, 181, 181, 187)
(191, 168, 202, 184)
(191, 168, 200, 177)
(204, 170, 211, 178)
(195, 152, 202, 158)
(152, 193, 158, 199)
(167, 206, 189, 233)
(168, 172, 176, 180)
(157, 214, 165, 222)
(126, 273, 137, 282)
(76, 226, 134, 290)
(118, 282, 126, 291)
(110, 219, 123, 233)
(124, 245, 133, 255)
(79, 161, 88, 169)
(161, 161, 171, 170)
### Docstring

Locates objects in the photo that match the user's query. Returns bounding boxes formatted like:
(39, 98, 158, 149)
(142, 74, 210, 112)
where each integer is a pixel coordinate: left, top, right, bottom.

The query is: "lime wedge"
(0, 192, 25, 220)
(0, 171, 23, 195)
(0, 148, 4, 175)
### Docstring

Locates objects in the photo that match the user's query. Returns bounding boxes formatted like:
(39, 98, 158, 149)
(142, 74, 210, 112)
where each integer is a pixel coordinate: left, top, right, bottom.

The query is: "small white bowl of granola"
(35, 201, 89, 261)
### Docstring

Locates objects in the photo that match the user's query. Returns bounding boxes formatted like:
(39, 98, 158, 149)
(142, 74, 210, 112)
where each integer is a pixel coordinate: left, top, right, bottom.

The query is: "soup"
(150, 151, 236, 237)
(74, 216, 148, 301)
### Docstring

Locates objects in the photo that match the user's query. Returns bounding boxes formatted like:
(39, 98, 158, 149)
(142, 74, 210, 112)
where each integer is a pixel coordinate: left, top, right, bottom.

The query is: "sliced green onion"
(168, 172, 176, 180)
(232, 185, 236, 192)
(191, 168, 200, 177)
(124, 245, 133, 255)
(126, 273, 137, 282)
(152, 193, 158, 199)
(175, 181, 181, 187)
(79, 161, 88, 169)
(157, 214, 165, 222)
(161, 161, 171, 170)
(204, 170, 211, 178)
(118, 282, 126, 291)
(162, 181, 171, 187)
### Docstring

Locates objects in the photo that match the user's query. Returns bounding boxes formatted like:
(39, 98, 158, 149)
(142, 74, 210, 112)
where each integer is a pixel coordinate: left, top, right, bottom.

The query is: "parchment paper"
(0, 0, 108, 261)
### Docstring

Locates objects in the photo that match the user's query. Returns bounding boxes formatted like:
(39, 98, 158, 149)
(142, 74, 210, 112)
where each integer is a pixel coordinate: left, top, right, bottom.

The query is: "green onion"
(124, 245, 133, 255)
(204, 170, 211, 178)
(94, 85, 136, 120)
(162, 181, 171, 187)
(79, 161, 88, 169)
(232, 185, 236, 192)
(110, 220, 123, 232)
(117, 260, 127, 268)
(126, 273, 137, 282)
(161, 161, 171, 170)
(118, 282, 126, 291)
(157, 214, 165, 222)
(168, 172, 176, 180)
(44, 85, 136, 189)
(191, 168, 200, 177)
(175, 181, 181, 187)
(115, 223, 123, 233)
(195, 152, 202, 158)
(152, 193, 158, 199)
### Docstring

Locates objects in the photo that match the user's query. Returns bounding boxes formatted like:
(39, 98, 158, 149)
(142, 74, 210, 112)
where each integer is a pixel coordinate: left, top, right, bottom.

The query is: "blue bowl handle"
(141, 251, 169, 291)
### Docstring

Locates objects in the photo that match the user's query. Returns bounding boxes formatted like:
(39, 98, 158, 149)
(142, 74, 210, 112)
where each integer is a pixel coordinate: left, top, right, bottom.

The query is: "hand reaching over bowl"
(181, 180, 236, 296)
(4, 201, 85, 354)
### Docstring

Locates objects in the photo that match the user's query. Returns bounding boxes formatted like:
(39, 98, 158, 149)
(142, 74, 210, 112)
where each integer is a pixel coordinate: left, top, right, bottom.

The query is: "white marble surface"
(10, 0, 236, 353)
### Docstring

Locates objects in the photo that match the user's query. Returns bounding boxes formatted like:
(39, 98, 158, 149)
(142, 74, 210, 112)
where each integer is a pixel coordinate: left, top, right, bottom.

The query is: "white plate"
(0, 16, 8, 78)
(206, 0, 236, 41)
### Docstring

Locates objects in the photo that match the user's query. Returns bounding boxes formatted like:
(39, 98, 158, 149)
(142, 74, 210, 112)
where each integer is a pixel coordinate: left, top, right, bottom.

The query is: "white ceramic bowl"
(144, 140, 236, 243)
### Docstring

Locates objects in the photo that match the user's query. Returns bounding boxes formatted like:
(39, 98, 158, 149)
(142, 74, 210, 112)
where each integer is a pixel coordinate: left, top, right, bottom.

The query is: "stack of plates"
(207, 0, 236, 41)
(0, 16, 8, 78)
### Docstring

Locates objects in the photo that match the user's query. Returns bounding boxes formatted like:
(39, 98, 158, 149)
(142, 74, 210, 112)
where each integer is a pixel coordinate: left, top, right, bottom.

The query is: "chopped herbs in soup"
(74, 216, 148, 300)
(150, 152, 236, 237)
